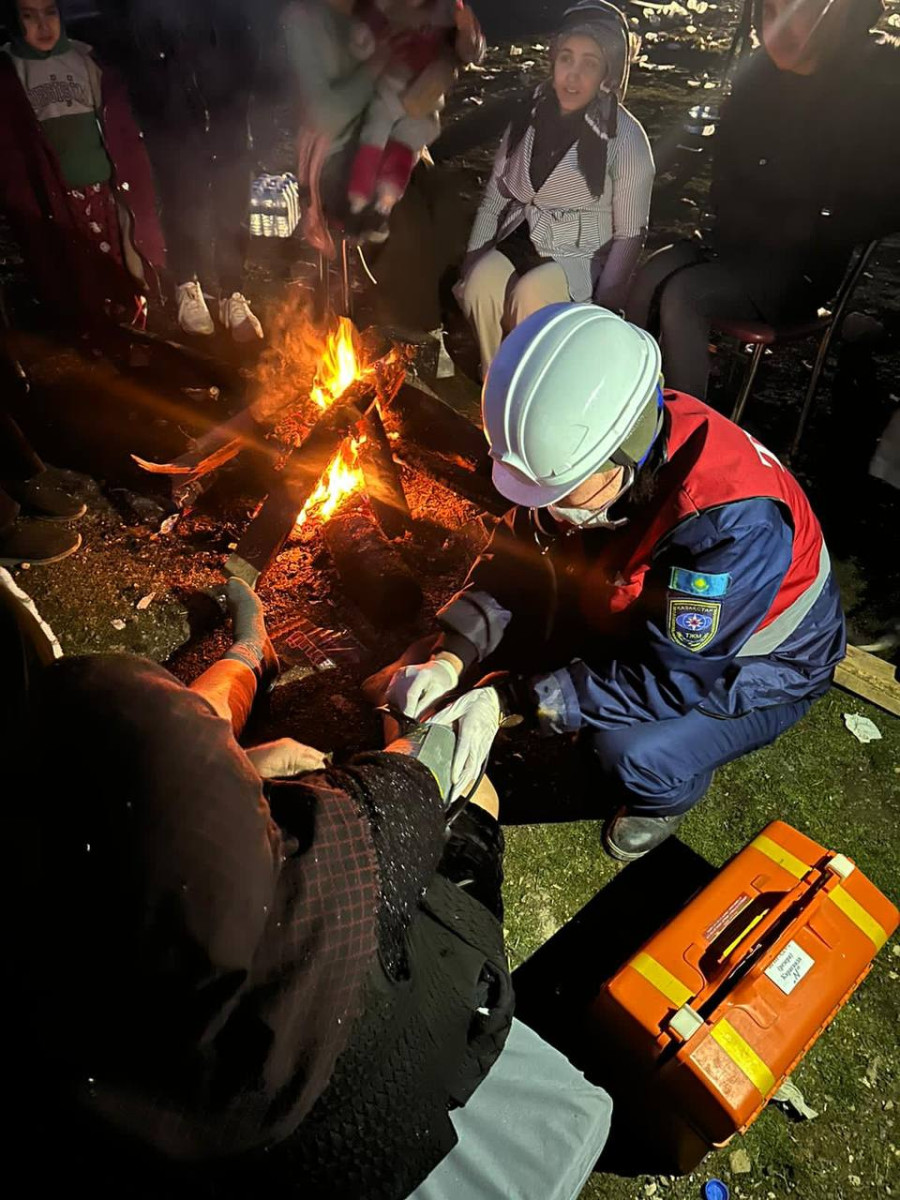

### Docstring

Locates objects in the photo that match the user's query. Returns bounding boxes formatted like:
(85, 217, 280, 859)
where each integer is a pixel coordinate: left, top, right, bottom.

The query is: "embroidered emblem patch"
(669, 567, 731, 598)
(667, 598, 721, 652)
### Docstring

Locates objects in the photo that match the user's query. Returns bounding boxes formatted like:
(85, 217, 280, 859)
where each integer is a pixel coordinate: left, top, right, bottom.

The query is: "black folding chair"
(713, 241, 879, 458)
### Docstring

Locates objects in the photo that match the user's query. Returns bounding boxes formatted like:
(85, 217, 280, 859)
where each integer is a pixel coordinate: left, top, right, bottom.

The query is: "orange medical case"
(591, 821, 898, 1169)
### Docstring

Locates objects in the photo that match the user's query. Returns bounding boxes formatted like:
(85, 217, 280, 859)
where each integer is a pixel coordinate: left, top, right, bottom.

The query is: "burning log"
(322, 509, 422, 626)
(226, 350, 409, 586)
(131, 409, 262, 478)
(358, 405, 412, 540)
(225, 387, 378, 587)
(118, 324, 246, 397)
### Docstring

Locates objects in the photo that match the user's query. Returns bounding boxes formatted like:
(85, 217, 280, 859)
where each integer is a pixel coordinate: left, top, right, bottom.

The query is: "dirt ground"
(2, 3, 899, 1199)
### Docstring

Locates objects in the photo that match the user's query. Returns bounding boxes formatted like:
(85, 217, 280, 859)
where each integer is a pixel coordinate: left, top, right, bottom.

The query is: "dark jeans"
(143, 101, 253, 295)
(369, 163, 476, 330)
(0, 487, 17, 539)
(590, 697, 814, 817)
(627, 241, 819, 400)
(320, 154, 475, 330)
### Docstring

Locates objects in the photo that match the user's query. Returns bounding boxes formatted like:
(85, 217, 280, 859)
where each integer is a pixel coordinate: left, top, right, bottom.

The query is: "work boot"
(219, 292, 264, 343)
(176, 281, 215, 336)
(4, 471, 87, 522)
(0, 519, 82, 567)
(602, 808, 687, 863)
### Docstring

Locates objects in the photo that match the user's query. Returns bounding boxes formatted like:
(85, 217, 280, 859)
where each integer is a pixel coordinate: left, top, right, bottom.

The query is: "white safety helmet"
(483, 303, 663, 508)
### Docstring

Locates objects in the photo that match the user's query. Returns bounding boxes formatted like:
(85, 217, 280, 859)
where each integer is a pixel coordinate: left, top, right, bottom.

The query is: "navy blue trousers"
(590, 697, 814, 817)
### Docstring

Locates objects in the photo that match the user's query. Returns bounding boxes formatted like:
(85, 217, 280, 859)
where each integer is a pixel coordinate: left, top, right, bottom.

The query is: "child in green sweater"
(1, 0, 165, 327)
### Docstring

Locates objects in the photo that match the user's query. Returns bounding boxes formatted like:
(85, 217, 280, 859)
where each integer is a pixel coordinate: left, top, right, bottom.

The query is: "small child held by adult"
(345, 0, 484, 241)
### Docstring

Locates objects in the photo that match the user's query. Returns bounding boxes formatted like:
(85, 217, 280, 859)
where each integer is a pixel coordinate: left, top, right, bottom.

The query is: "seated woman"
(0, 0, 164, 330)
(458, 0, 654, 375)
(1, 577, 511, 1200)
(627, 0, 900, 401)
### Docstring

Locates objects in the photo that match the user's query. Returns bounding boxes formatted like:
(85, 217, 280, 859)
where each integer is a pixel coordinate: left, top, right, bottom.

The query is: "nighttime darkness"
(0, 3, 898, 1199)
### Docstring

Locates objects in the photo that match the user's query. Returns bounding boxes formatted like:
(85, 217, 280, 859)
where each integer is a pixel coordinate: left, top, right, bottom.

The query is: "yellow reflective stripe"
(828, 886, 889, 950)
(630, 951, 694, 1007)
(751, 834, 809, 880)
(710, 1019, 776, 1096)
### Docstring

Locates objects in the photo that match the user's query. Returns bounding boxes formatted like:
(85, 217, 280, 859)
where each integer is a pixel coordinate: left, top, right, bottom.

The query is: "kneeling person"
(387, 303, 845, 860)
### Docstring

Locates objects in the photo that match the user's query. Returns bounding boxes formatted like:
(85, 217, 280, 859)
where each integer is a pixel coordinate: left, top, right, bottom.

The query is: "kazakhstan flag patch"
(669, 567, 731, 598)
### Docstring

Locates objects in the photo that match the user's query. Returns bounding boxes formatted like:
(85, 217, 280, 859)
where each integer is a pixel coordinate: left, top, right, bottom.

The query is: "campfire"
(135, 311, 425, 625)
(294, 319, 368, 529)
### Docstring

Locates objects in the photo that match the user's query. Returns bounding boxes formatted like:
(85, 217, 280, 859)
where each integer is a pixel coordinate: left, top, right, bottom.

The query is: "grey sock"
(222, 578, 270, 678)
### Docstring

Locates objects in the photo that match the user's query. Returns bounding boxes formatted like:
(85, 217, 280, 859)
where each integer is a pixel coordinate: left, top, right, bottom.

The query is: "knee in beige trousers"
(459, 251, 570, 375)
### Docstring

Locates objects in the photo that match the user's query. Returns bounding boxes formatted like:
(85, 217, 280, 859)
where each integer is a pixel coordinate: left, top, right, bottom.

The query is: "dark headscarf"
(508, 0, 636, 198)
(6, 654, 380, 1165)
(2, 0, 70, 57)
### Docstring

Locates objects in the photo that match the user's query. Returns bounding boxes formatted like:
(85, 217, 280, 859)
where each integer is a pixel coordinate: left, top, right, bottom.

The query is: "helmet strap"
(609, 384, 664, 472)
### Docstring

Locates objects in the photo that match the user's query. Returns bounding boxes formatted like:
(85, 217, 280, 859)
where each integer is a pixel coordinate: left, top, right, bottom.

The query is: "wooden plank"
(132, 409, 260, 477)
(358, 405, 412, 540)
(834, 644, 900, 717)
(224, 391, 377, 586)
(322, 509, 422, 626)
(223, 356, 407, 587)
(385, 377, 506, 514)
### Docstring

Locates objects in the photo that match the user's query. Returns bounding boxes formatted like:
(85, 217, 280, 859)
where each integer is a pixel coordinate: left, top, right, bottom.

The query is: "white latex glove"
(429, 687, 501, 802)
(245, 738, 328, 779)
(386, 656, 460, 719)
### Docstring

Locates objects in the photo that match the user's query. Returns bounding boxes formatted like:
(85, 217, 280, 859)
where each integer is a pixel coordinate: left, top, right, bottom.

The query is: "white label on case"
(765, 941, 815, 995)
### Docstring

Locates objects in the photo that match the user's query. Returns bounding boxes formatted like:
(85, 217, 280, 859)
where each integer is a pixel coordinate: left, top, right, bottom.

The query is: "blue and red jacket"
(438, 392, 845, 733)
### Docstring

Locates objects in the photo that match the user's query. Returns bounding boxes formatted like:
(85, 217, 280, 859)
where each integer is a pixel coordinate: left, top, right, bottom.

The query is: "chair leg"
(789, 321, 834, 460)
(339, 236, 352, 318)
(730, 343, 764, 425)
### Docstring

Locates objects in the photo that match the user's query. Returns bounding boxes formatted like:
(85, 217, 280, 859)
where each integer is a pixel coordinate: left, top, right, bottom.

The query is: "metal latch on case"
(669, 1004, 705, 1042)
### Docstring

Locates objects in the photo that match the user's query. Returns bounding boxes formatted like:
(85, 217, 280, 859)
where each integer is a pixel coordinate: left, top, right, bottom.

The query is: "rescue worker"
(384, 303, 845, 861)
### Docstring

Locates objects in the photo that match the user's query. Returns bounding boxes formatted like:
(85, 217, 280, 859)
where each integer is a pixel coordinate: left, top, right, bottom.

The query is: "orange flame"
(295, 318, 371, 529)
(295, 437, 366, 528)
(310, 316, 364, 411)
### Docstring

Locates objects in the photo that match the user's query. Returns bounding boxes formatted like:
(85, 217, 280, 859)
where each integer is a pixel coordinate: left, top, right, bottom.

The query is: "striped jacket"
(466, 105, 654, 302)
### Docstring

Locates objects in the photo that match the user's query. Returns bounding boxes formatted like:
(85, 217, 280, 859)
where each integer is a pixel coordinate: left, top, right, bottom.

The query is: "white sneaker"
(176, 280, 215, 336)
(219, 292, 264, 343)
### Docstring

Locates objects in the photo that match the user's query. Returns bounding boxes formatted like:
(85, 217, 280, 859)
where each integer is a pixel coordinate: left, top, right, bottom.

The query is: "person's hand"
(386, 655, 460, 719)
(429, 687, 501, 801)
(245, 738, 328, 779)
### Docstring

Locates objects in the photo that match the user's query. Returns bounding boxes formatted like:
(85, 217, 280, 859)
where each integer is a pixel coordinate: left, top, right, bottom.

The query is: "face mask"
(547, 466, 634, 530)
(546, 503, 629, 529)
